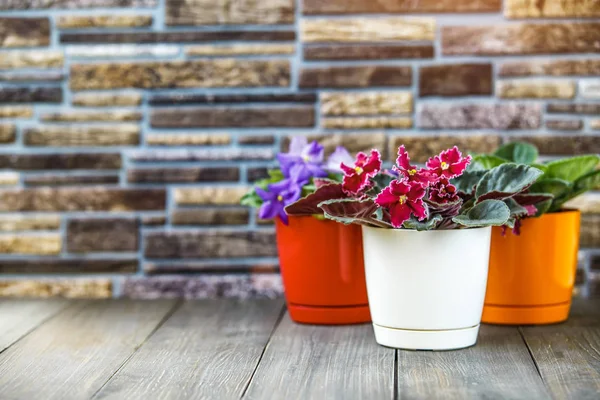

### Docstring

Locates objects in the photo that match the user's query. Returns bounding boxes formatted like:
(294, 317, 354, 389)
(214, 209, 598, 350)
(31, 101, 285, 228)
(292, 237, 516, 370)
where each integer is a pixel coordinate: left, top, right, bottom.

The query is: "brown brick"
(24, 174, 120, 186)
(283, 132, 387, 159)
(0, 153, 121, 170)
(505, 0, 600, 18)
(149, 93, 315, 106)
(547, 103, 600, 115)
(57, 15, 153, 29)
(0, 188, 166, 211)
(24, 125, 140, 146)
(171, 208, 249, 226)
(166, 0, 294, 25)
(0, 124, 16, 143)
(0, 17, 49, 47)
(67, 218, 138, 253)
(146, 133, 231, 146)
(128, 148, 273, 162)
(144, 262, 278, 275)
(60, 30, 295, 44)
(238, 135, 275, 145)
(70, 60, 290, 90)
(321, 92, 412, 116)
(174, 187, 249, 206)
(0, 235, 61, 255)
(419, 63, 492, 97)
(389, 135, 502, 163)
(0, 259, 137, 274)
(443, 23, 600, 55)
(247, 167, 270, 182)
(127, 168, 239, 183)
(0, 279, 112, 298)
(41, 111, 142, 122)
(144, 230, 277, 258)
(300, 66, 411, 89)
(497, 81, 575, 99)
(418, 103, 541, 129)
(0, 1, 156, 9)
(303, 44, 434, 60)
(141, 215, 166, 226)
(581, 215, 600, 248)
(545, 119, 583, 131)
(0, 87, 62, 103)
(304, 0, 500, 14)
(151, 106, 315, 128)
(499, 59, 600, 77)
(508, 136, 600, 155)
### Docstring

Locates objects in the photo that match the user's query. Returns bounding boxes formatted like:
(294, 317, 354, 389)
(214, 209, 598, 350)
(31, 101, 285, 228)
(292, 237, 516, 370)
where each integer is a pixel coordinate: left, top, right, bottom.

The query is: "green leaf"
(472, 155, 509, 170)
(504, 198, 528, 219)
(535, 199, 553, 216)
(451, 170, 487, 195)
(403, 214, 443, 231)
(494, 142, 538, 164)
(452, 199, 511, 228)
(544, 155, 600, 182)
(573, 169, 600, 195)
(531, 163, 548, 173)
(475, 164, 544, 202)
(240, 191, 263, 208)
(529, 178, 571, 197)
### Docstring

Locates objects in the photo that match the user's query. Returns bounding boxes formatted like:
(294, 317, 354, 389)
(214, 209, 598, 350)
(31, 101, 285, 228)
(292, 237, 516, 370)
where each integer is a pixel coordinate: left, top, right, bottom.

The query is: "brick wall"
(0, 0, 598, 298)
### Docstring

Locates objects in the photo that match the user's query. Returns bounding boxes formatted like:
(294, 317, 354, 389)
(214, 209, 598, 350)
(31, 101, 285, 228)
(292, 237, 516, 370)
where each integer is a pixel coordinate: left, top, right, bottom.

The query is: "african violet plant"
(241, 137, 353, 224)
(285, 145, 545, 231)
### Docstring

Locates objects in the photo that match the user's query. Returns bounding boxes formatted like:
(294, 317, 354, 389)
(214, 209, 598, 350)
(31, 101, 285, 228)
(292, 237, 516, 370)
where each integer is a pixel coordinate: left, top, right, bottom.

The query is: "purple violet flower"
(256, 177, 305, 224)
(325, 146, 354, 174)
(277, 137, 327, 181)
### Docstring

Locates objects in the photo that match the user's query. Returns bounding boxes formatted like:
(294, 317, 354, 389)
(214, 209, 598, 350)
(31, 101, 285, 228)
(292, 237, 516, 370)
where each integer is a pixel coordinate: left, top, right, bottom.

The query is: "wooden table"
(0, 298, 598, 399)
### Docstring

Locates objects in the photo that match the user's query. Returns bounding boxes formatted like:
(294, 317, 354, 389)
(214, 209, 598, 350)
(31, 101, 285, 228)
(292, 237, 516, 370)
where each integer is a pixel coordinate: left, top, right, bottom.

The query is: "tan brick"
(302, 18, 435, 42)
(0, 214, 61, 231)
(581, 214, 600, 248)
(499, 59, 600, 77)
(166, 0, 294, 25)
(174, 186, 250, 205)
(57, 15, 153, 29)
(146, 133, 231, 146)
(24, 125, 140, 146)
(186, 44, 295, 56)
(304, 0, 501, 14)
(0, 124, 16, 143)
(283, 132, 387, 159)
(72, 92, 142, 107)
(0, 51, 63, 69)
(506, 0, 600, 18)
(41, 111, 142, 122)
(0, 279, 111, 298)
(321, 117, 412, 129)
(0, 107, 33, 118)
(0, 172, 19, 186)
(389, 135, 502, 163)
(497, 80, 575, 99)
(0, 234, 61, 255)
(321, 92, 412, 116)
(566, 194, 600, 214)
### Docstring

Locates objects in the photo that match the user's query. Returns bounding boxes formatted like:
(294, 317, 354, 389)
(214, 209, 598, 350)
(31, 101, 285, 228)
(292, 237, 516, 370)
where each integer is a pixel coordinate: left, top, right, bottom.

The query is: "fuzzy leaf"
(504, 198, 528, 219)
(494, 142, 538, 164)
(544, 155, 600, 182)
(529, 178, 571, 197)
(318, 198, 392, 228)
(512, 193, 554, 206)
(453, 199, 510, 228)
(573, 169, 600, 195)
(475, 164, 543, 202)
(472, 155, 509, 170)
(285, 183, 345, 216)
(535, 199, 553, 216)
(314, 177, 338, 188)
(451, 170, 487, 195)
(403, 214, 443, 231)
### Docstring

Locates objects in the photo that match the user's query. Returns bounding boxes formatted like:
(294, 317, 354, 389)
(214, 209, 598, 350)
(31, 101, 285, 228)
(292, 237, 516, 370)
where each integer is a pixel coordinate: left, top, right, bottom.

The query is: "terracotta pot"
(482, 210, 581, 325)
(276, 216, 370, 325)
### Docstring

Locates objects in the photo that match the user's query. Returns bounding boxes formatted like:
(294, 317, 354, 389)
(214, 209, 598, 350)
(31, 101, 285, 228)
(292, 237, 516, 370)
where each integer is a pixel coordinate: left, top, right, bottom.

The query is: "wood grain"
(521, 298, 600, 399)
(95, 299, 284, 400)
(397, 325, 550, 399)
(0, 299, 70, 353)
(0, 300, 177, 400)
(244, 314, 394, 400)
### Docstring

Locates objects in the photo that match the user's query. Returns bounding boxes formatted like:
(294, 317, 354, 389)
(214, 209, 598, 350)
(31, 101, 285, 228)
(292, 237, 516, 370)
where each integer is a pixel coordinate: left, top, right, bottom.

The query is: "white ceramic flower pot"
(362, 226, 492, 351)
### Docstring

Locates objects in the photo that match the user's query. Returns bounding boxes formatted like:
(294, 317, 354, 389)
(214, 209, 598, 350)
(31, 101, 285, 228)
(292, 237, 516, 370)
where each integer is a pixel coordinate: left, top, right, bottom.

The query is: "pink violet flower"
(428, 178, 459, 204)
(375, 180, 427, 228)
(394, 145, 436, 187)
(341, 149, 382, 195)
(426, 146, 472, 179)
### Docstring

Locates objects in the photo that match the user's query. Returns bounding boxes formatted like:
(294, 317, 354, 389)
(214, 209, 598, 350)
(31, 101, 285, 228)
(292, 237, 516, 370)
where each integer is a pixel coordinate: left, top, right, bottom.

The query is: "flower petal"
(288, 136, 307, 155)
(389, 203, 412, 228)
(449, 155, 471, 177)
(396, 145, 412, 170)
(442, 146, 462, 164)
(409, 199, 427, 221)
(363, 149, 382, 174)
(255, 187, 274, 202)
(342, 172, 369, 195)
(389, 179, 411, 196)
(326, 146, 354, 173)
(375, 185, 398, 207)
(258, 200, 278, 220)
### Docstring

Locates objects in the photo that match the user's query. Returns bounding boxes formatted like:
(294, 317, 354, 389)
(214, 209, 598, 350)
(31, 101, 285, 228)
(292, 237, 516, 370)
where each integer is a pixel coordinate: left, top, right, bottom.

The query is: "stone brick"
(591, 120, 600, 130)
(283, 133, 387, 158)
(499, 60, 600, 77)
(171, 208, 249, 226)
(0, 124, 16, 143)
(321, 92, 412, 116)
(419, 63, 492, 97)
(300, 66, 411, 89)
(0, 71, 64, 82)
(24, 125, 140, 146)
(146, 133, 231, 146)
(141, 215, 166, 226)
(41, 111, 142, 122)
(0, 153, 121, 170)
(0, 51, 63, 69)
(0, 0, 156, 9)
(149, 93, 315, 106)
(321, 117, 412, 129)
(71, 60, 290, 90)
(61, 30, 295, 44)
(580, 215, 600, 248)
(24, 174, 120, 186)
(239, 135, 275, 145)
(303, 44, 434, 60)
(0, 107, 33, 119)
(306, 0, 500, 13)
(129, 148, 274, 162)
(0, 17, 49, 47)
(72, 92, 142, 107)
(509, 136, 600, 155)
(388, 135, 502, 163)
(0, 214, 60, 231)
(0, 279, 112, 299)
(565, 193, 600, 214)
(545, 119, 583, 131)
(0, 188, 166, 211)
(418, 103, 541, 129)
(497, 81, 576, 99)
(151, 106, 315, 128)
(0, 234, 61, 255)
(247, 167, 270, 182)
(0, 87, 62, 103)
(127, 168, 239, 183)
(302, 18, 435, 42)
(442, 23, 600, 55)
(186, 44, 294, 56)
(0, 172, 19, 186)
(505, 0, 600, 18)
(174, 186, 250, 206)
(144, 262, 278, 275)
(581, 80, 600, 99)
(121, 274, 282, 299)
(144, 230, 277, 258)
(66, 45, 179, 59)
(547, 103, 600, 115)
(0, 259, 137, 274)
(166, 0, 294, 26)
(67, 218, 138, 253)
(57, 15, 153, 29)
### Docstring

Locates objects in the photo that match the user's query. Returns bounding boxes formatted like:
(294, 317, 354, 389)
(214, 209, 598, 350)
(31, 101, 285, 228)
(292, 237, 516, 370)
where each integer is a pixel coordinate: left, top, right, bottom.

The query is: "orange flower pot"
(482, 210, 581, 325)
(275, 216, 370, 325)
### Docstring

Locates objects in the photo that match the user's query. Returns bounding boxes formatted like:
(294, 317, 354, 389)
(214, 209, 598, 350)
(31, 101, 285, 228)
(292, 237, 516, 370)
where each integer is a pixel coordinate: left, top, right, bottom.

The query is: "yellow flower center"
(408, 169, 417, 176)
(302, 155, 310, 162)
(354, 166, 364, 175)
(398, 195, 407, 205)
(440, 161, 449, 170)
(277, 195, 283, 202)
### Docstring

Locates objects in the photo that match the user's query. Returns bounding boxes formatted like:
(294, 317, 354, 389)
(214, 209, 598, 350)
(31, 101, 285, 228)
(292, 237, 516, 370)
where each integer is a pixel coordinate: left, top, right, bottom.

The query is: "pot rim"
(361, 225, 492, 234)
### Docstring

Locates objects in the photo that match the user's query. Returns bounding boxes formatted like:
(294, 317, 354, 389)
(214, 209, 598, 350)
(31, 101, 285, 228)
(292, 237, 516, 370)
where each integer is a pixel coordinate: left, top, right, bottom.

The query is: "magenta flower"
(341, 149, 382, 195)
(277, 137, 327, 181)
(394, 145, 435, 186)
(426, 146, 471, 179)
(428, 178, 459, 204)
(326, 146, 354, 174)
(375, 180, 427, 228)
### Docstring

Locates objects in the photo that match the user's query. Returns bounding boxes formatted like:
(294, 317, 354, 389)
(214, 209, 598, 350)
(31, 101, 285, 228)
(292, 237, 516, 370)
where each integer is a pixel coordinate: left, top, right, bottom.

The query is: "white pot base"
(372, 324, 480, 351)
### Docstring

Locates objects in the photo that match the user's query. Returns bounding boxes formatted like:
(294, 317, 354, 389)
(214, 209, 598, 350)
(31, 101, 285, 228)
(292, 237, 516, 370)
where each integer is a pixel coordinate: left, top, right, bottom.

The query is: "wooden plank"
(397, 325, 550, 399)
(0, 299, 70, 353)
(0, 300, 177, 400)
(521, 298, 600, 399)
(244, 314, 394, 400)
(95, 299, 284, 400)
